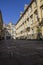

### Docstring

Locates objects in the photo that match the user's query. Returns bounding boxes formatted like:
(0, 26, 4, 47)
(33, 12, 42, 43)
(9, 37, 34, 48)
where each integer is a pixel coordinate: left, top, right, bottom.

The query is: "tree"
(37, 27, 41, 39)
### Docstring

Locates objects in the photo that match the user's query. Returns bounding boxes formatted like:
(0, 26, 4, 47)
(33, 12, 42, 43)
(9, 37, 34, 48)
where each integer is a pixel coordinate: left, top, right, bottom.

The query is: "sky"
(0, 0, 31, 24)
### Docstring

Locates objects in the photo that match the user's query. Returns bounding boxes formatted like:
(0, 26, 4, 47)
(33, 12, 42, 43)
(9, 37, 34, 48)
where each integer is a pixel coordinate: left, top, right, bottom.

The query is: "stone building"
(4, 22, 16, 40)
(0, 10, 3, 39)
(15, 0, 43, 39)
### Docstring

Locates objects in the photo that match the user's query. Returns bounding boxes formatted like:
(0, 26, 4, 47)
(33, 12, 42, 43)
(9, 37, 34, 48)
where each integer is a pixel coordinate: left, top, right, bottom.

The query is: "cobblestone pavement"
(0, 40, 43, 65)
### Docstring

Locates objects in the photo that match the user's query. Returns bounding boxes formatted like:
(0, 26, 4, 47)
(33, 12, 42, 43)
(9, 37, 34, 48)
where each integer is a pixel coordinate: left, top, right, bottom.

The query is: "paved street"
(0, 40, 43, 65)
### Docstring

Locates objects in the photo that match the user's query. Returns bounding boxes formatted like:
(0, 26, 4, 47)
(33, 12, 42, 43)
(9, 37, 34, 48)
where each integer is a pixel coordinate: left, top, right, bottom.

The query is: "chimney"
(20, 12, 23, 17)
(24, 4, 28, 10)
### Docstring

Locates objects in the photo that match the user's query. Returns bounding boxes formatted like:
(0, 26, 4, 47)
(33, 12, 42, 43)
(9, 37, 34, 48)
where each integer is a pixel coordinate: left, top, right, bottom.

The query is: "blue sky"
(0, 0, 31, 24)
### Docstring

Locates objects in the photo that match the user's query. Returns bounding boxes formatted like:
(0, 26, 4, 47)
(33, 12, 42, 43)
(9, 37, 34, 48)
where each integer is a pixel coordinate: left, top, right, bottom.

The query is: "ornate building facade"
(15, 0, 43, 39)
(4, 22, 16, 40)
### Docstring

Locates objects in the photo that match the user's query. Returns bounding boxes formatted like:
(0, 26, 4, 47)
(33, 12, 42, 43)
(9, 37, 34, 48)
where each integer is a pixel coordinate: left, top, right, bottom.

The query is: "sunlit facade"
(4, 22, 16, 40)
(15, 0, 43, 39)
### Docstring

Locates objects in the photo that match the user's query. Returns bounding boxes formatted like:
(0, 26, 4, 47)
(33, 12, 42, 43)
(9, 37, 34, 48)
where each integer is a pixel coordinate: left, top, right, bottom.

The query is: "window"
(21, 31, 23, 34)
(30, 15, 33, 24)
(26, 27, 30, 31)
(33, 0, 37, 8)
(32, 29, 34, 34)
(34, 0, 37, 4)
(22, 22, 24, 25)
(41, 6, 43, 18)
(25, 21, 26, 23)
(34, 10, 39, 21)
(29, 5, 32, 13)
(27, 18, 29, 21)
(30, 15, 33, 19)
